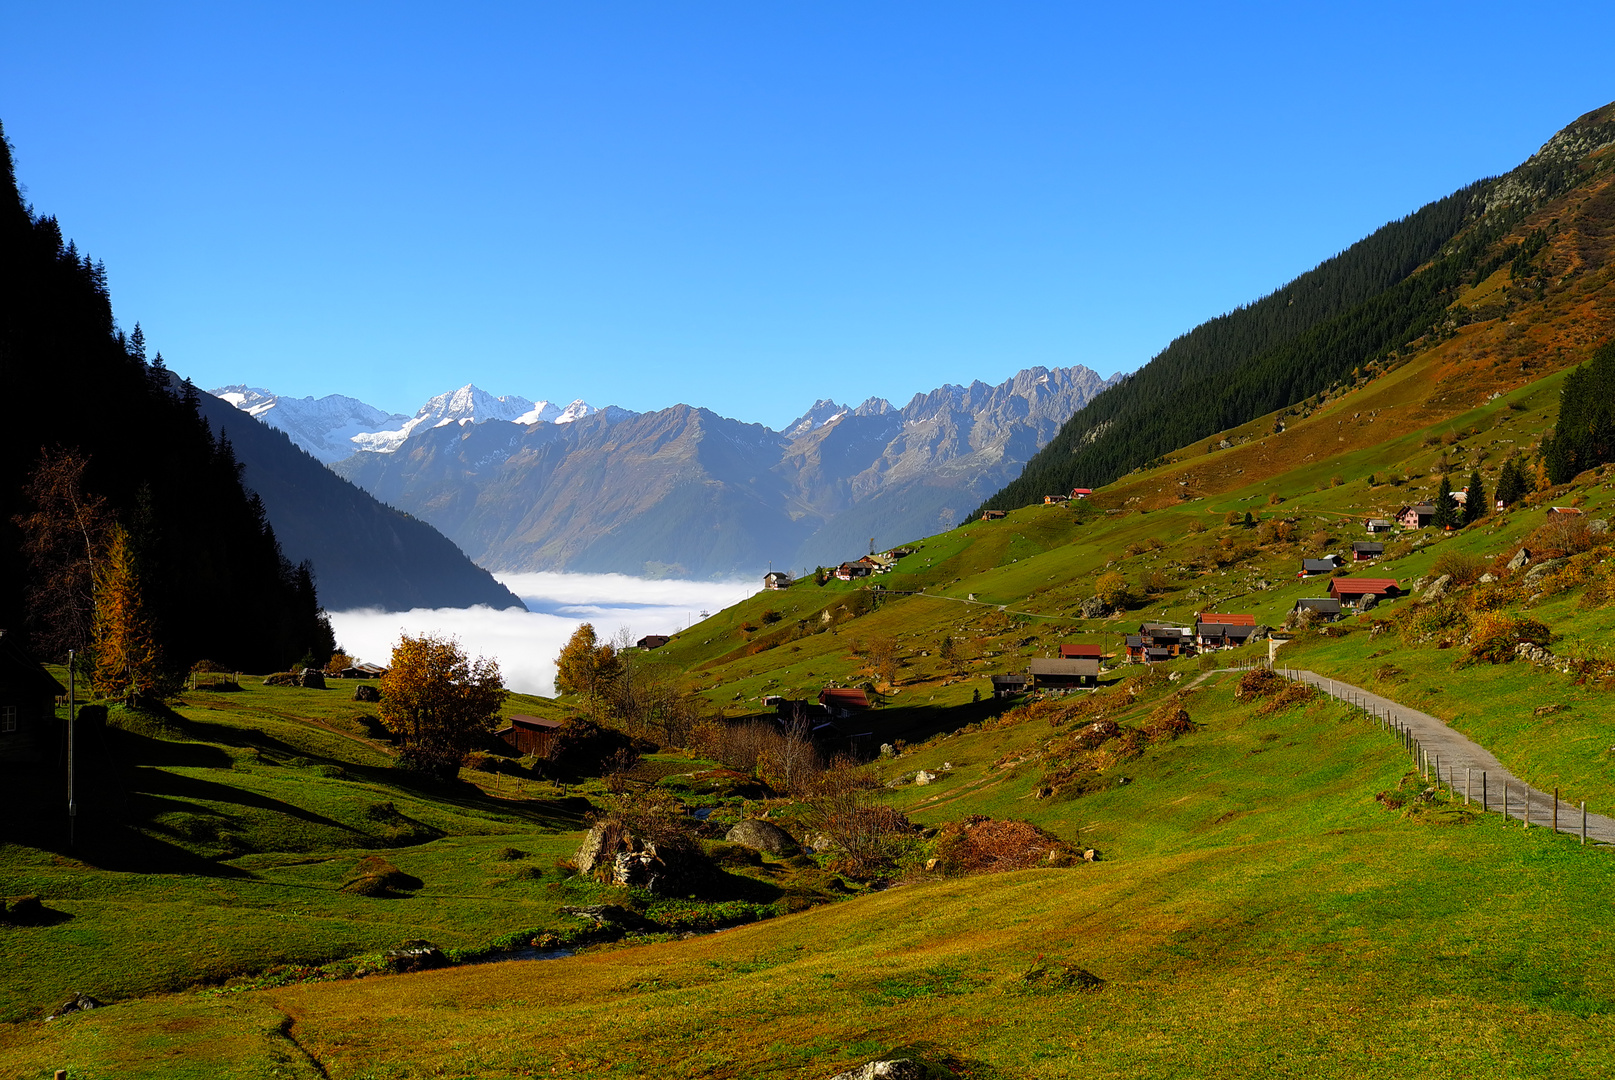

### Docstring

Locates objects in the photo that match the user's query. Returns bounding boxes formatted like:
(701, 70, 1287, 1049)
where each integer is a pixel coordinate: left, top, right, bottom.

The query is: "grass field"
(7, 672, 1615, 1078)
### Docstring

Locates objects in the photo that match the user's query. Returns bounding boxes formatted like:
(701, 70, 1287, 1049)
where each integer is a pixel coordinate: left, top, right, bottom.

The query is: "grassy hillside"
(981, 99, 1615, 513)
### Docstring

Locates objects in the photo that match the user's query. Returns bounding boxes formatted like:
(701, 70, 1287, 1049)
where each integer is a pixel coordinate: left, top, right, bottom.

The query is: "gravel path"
(1272, 665, 1615, 844)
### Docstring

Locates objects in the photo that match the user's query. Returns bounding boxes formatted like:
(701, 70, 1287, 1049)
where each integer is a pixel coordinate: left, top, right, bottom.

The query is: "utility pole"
(67, 649, 76, 848)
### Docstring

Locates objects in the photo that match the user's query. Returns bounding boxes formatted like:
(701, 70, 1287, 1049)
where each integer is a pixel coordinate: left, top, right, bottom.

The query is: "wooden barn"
(495, 714, 563, 757)
(0, 630, 67, 765)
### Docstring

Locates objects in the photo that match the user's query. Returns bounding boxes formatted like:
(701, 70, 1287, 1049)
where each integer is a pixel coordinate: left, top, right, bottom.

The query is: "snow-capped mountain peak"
(213, 382, 628, 461)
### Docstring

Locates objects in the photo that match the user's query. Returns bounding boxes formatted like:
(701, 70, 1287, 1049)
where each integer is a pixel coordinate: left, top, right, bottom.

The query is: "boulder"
(1478, 572, 1496, 584)
(575, 821, 628, 877)
(297, 668, 327, 689)
(1591, 519, 1610, 535)
(879, 743, 896, 758)
(1410, 576, 1429, 595)
(1506, 548, 1531, 572)
(384, 940, 447, 973)
(353, 683, 381, 702)
(1523, 558, 1564, 587)
(46, 993, 104, 1021)
(1423, 574, 1451, 601)
(827, 1060, 924, 1080)
(1079, 596, 1108, 619)
(914, 770, 939, 786)
(611, 841, 698, 893)
(725, 819, 798, 856)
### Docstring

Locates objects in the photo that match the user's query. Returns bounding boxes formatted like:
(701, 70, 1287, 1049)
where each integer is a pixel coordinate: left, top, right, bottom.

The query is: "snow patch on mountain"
(210, 385, 412, 464)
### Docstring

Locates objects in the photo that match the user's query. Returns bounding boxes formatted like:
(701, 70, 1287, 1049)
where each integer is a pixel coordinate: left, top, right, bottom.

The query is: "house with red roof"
(1327, 577, 1399, 608)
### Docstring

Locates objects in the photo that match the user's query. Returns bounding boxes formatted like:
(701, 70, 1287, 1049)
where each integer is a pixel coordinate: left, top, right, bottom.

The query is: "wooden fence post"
(1554, 788, 1559, 833)
(1465, 768, 1470, 805)
(1483, 772, 1487, 812)
(1582, 802, 1588, 846)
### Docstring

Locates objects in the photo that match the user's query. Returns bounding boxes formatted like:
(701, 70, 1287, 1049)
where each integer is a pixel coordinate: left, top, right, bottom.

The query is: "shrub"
(1431, 550, 1486, 586)
(262, 672, 298, 687)
(1143, 703, 1196, 741)
(931, 816, 1078, 876)
(1466, 613, 1552, 664)
(1093, 572, 1130, 610)
(493, 846, 527, 861)
(340, 855, 422, 896)
(1257, 682, 1318, 716)
(1234, 668, 1286, 699)
(1523, 516, 1595, 559)
(1268, 492, 1284, 505)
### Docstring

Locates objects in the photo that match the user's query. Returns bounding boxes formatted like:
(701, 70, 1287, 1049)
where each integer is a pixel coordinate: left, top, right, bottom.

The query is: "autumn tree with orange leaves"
(91, 523, 165, 702)
(379, 633, 508, 779)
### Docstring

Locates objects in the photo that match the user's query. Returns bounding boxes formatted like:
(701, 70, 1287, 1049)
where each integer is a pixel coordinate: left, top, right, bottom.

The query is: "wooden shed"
(0, 630, 67, 765)
(495, 714, 563, 757)
(1029, 657, 1099, 687)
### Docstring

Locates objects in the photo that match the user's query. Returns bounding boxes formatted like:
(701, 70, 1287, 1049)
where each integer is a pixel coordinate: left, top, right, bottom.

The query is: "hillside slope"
(982, 100, 1615, 513)
(194, 389, 525, 611)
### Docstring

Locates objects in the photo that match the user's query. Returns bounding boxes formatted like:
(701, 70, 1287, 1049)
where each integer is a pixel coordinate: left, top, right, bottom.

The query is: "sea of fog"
(326, 572, 759, 698)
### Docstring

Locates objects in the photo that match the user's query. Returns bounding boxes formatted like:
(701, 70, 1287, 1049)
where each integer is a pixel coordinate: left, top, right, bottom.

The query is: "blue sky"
(5, 2, 1613, 430)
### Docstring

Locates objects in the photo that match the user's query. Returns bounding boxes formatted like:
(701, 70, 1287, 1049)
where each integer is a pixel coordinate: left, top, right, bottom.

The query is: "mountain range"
(217, 365, 1116, 578)
(214, 383, 619, 462)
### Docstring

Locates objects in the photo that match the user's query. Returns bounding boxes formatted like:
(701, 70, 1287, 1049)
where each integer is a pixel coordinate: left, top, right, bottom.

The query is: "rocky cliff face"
(334, 364, 1115, 578)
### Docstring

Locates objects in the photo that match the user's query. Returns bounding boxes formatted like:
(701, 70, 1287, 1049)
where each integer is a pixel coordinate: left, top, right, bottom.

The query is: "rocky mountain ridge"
(328, 364, 1117, 577)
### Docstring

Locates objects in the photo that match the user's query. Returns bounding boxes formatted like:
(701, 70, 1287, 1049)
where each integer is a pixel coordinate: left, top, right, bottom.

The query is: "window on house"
(1, 706, 16, 733)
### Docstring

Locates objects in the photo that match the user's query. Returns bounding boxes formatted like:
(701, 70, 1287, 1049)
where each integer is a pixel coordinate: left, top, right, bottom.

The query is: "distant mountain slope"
(193, 390, 526, 612)
(981, 101, 1615, 513)
(333, 364, 1114, 577)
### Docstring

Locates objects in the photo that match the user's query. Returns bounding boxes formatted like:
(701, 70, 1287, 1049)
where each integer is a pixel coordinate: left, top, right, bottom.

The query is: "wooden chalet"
(1292, 597, 1343, 622)
(1327, 578, 1399, 608)
(1070, 488, 1093, 499)
(1043, 494, 1070, 504)
(1194, 613, 1256, 649)
(1352, 541, 1384, 561)
(1396, 504, 1435, 529)
(763, 571, 793, 590)
(1127, 624, 1192, 662)
(980, 509, 1007, 521)
(990, 673, 1029, 698)
(834, 562, 873, 581)
(818, 687, 872, 718)
(495, 714, 563, 757)
(1364, 518, 1394, 533)
(1547, 506, 1585, 516)
(1300, 556, 1341, 577)
(1029, 657, 1099, 687)
(1058, 643, 1103, 660)
(0, 630, 66, 765)
(635, 634, 671, 650)
(333, 662, 389, 679)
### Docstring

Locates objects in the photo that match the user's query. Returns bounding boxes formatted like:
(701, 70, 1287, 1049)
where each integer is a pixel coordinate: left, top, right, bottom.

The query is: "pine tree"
(92, 523, 165, 702)
(1496, 455, 1529, 507)
(1463, 469, 1487, 526)
(1432, 476, 1457, 530)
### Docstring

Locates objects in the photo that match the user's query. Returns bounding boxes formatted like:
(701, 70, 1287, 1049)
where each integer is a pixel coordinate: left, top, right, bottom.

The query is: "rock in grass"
(1507, 548, 1531, 571)
(384, 940, 447, 972)
(724, 819, 798, 856)
(46, 993, 103, 1021)
(1422, 574, 1451, 600)
(913, 770, 938, 785)
(826, 1060, 923, 1080)
(353, 683, 381, 702)
(297, 668, 327, 689)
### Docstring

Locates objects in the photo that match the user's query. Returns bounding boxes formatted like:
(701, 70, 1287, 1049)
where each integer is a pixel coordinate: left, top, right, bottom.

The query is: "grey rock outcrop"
(1423, 574, 1451, 601)
(826, 1060, 923, 1080)
(297, 668, 327, 689)
(725, 819, 798, 856)
(353, 683, 381, 702)
(1080, 595, 1109, 619)
(1507, 548, 1531, 571)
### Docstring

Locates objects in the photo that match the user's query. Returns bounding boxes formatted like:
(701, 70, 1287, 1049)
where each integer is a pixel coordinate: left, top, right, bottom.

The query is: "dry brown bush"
(932, 816, 1078, 875)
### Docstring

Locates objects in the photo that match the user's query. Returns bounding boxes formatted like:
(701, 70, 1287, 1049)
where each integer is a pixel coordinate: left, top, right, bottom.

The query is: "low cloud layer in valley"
(327, 572, 758, 697)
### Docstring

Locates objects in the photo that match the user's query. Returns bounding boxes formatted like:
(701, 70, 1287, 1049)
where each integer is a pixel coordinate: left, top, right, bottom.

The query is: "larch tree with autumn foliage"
(91, 523, 165, 703)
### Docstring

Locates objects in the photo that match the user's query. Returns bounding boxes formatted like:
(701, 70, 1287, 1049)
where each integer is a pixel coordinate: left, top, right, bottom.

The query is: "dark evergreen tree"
(1542, 342, 1615, 484)
(1432, 476, 1458, 530)
(1495, 455, 1530, 507)
(1463, 469, 1487, 526)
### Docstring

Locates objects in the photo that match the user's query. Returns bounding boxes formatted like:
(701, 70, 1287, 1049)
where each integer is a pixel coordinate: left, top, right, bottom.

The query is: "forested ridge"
(980, 102, 1615, 514)
(0, 119, 333, 670)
